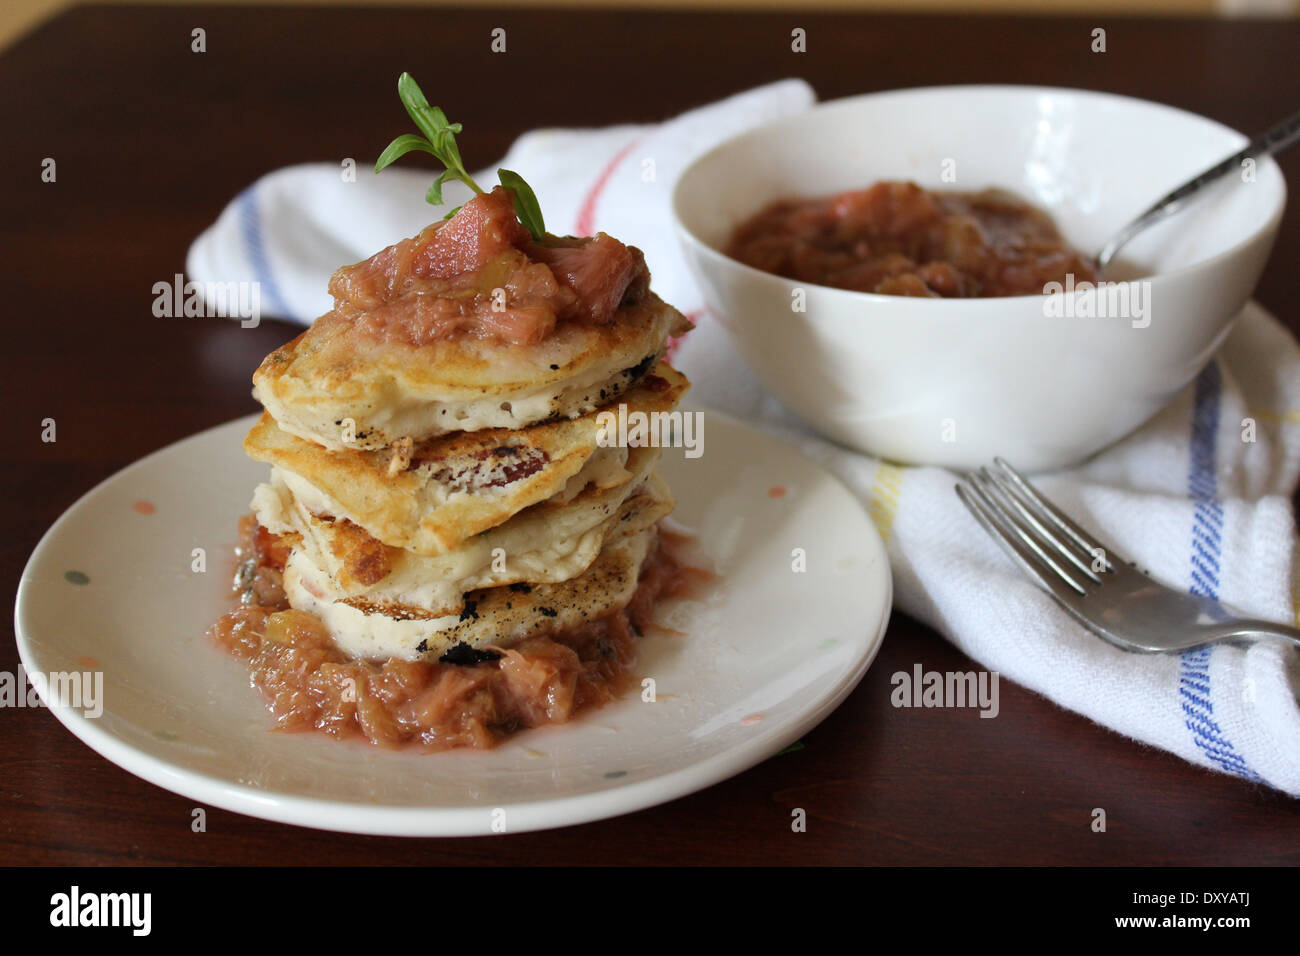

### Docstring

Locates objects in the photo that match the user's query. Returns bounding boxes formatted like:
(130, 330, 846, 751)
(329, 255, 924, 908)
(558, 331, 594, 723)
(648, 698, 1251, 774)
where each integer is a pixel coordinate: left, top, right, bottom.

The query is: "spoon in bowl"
(1095, 108, 1300, 272)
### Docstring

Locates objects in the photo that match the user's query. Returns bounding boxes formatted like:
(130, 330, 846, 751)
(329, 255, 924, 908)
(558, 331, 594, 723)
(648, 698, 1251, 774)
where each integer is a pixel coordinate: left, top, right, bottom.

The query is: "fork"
(955, 458, 1300, 653)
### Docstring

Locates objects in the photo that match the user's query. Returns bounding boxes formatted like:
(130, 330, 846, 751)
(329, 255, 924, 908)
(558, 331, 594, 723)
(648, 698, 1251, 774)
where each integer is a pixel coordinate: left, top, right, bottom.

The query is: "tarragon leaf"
(497, 168, 545, 241)
(376, 72, 547, 241)
(375, 133, 436, 174)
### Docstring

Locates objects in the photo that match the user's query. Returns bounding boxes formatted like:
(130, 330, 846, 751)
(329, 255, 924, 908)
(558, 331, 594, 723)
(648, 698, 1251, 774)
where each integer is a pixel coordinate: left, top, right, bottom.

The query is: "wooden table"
(2, 4, 1298, 866)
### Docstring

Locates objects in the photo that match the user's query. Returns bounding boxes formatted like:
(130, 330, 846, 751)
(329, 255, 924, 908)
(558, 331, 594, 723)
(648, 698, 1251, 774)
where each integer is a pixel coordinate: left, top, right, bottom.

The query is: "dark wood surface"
(2, 3, 1298, 866)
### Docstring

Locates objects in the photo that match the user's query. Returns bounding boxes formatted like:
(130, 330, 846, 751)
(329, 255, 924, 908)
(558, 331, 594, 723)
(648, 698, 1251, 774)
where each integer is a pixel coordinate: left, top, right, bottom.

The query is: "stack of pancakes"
(242, 291, 691, 663)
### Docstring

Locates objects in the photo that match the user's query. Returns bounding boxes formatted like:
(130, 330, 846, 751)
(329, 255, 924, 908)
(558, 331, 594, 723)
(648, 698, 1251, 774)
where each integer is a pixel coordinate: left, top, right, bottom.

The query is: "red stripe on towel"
(574, 139, 640, 237)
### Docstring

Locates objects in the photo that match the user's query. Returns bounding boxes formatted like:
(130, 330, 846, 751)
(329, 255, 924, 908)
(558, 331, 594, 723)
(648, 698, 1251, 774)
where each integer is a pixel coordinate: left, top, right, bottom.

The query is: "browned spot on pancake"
(323, 518, 392, 587)
(423, 443, 550, 492)
(340, 597, 444, 621)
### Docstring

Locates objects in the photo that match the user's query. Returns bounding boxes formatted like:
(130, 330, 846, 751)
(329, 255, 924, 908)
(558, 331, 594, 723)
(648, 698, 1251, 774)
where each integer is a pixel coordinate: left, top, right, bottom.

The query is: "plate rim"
(14, 407, 892, 837)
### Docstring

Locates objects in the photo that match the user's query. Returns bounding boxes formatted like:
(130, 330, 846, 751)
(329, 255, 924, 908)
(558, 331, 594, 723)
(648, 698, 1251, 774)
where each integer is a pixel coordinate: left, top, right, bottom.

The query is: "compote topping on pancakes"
(327, 187, 652, 346)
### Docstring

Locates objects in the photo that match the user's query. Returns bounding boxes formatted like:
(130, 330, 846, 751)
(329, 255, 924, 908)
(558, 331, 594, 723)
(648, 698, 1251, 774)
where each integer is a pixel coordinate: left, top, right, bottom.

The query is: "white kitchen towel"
(188, 79, 1300, 795)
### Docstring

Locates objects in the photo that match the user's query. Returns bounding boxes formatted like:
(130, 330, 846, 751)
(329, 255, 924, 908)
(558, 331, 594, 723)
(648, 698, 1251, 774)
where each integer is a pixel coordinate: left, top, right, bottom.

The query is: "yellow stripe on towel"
(868, 462, 905, 545)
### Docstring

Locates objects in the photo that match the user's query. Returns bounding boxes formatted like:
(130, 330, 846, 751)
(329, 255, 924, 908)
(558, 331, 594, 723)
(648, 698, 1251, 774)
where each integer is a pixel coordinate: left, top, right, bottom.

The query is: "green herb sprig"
(375, 72, 546, 241)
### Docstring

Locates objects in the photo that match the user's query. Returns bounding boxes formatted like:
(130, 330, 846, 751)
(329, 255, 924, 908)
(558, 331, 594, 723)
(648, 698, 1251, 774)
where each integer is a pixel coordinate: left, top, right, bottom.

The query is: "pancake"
(244, 363, 688, 555)
(283, 524, 662, 662)
(252, 292, 689, 451)
(254, 449, 667, 618)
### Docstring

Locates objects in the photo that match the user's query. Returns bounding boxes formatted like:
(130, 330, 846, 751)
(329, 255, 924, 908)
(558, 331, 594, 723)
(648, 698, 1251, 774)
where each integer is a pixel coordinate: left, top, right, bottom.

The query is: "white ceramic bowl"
(672, 85, 1286, 470)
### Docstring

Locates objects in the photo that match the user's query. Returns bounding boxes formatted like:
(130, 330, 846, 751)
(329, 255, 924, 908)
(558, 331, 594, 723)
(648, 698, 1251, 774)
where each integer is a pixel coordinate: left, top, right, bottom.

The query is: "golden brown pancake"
(256, 448, 667, 618)
(283, 518, 665, 662)
(244, 362, 688, 555)
(252, 292, 689, 451)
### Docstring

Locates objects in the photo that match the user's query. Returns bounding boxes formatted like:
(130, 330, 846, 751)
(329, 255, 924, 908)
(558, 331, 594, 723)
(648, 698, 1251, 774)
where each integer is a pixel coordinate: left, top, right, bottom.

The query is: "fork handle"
(1217, 620, 1300, 651)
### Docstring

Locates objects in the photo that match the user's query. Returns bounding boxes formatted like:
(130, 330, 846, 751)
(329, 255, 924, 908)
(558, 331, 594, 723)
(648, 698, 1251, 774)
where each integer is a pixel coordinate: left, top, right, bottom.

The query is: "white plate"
(14, 408, 891, 836)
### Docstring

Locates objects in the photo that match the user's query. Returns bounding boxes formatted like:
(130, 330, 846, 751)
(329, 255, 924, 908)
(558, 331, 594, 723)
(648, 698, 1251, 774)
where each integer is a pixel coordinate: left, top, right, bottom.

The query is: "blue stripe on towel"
(237, 187, 292, 320)
(1179, 362, 1259, 781)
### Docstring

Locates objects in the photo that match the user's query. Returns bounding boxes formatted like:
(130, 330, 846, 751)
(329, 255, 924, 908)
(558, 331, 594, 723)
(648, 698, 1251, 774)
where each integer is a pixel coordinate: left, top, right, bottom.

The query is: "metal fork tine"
(979, 466, 1103, 585)
(969, 473, 1094, 593)
(992, 457, 1117, 571)
(956, 476, 1088, 597)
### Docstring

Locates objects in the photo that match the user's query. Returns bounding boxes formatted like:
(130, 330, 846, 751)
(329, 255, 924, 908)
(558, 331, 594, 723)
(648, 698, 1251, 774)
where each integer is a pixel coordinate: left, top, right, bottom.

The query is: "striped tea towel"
(187, 79, 1300, 796)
